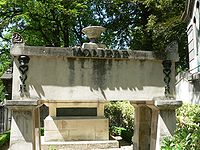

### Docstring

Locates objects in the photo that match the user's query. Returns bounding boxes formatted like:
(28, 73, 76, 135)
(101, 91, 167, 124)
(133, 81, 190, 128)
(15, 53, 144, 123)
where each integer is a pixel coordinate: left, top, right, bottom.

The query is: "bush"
(161, 104, 200, 150)
(105, 101, 134, 132)
(105, 101, 134, 143)
(41, 127, 44, 136)
(121, 129, 133, 143)
(110, 126, 126, 136)
(0, 131, 10, 146)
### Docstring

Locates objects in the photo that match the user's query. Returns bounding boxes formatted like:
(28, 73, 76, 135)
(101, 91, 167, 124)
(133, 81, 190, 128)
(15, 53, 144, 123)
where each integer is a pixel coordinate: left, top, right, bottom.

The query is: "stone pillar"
(6, 100, 42, 150)
(34, 107, 41, 150)
(152, 100, 182, 149)
(48, 103, 56, 117)
(148, 106, 159, 150)
(131, 100, 182, 150)
(97, 103, 105, 116)
(132, 103, 152, 150)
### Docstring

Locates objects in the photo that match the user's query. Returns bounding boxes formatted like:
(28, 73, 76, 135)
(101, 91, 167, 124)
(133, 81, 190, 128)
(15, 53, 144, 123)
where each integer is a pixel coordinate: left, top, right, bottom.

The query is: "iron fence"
(0, 104, 11, 134)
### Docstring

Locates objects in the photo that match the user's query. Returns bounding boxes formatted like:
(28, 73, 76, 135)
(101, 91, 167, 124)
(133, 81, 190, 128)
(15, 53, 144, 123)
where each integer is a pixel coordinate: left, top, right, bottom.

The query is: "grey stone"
(6, 100, 41, 106)
(41, 139, 119, 150)
(9, 106, 41, 150)
(154, 99, 182, 110)
(11, 45, 164, 60)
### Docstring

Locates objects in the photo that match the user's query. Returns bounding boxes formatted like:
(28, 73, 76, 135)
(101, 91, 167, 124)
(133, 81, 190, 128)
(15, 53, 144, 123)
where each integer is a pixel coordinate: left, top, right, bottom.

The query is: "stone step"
(41, 137, 119, 150)
(95, 145, 133, 150)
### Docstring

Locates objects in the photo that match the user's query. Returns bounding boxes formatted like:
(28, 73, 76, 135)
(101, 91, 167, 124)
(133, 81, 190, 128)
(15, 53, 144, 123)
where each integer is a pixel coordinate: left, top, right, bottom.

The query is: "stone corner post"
(131, 102, 152, 150)
(6, 100, 42, 150)
(152, 99, 182, 149)
(131, 99, 182, 150)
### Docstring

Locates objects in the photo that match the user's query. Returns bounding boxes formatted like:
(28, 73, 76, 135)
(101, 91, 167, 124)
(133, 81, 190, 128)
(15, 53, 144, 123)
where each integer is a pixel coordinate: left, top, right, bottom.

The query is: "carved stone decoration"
(82, 26, 106, 49)
(165, 41, 179, 61)
(162, 60, 172, 97)
(82, 26, 106, 43)
(72, 48, 130, 59)
(18, 55, 30, 96)
(12, 33, 24, 44)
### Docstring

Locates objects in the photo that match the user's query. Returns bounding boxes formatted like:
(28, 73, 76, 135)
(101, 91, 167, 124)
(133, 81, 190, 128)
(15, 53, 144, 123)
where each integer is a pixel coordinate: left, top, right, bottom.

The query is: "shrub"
(161, 104, 200, 150)
(105, 101, 134, 143)
(0, 131, 10, 146)
(121, 129, 133, 143)
(41, 127, 44, 136)
(105, 101, 134, 132)
(110, 126, 126, 136)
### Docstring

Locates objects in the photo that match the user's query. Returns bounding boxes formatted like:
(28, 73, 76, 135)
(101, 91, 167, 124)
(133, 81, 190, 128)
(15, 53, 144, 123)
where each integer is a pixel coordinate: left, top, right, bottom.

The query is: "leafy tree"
(0, 42, 11, 101)
(0, 0, 96, 100)
(1, 0, 103, 46)
(88, 0, 188, 70)
(0, 0, 189, 99)
(140, 0, 189, 71)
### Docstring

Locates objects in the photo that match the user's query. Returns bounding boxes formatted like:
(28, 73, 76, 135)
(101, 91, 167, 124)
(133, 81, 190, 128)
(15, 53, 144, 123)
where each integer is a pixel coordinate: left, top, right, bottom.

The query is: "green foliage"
(0, 42, 11, 102)
(0, 0, 189, 70)
(161, 104, 200, 150)
(139, 0, 188, 71)
(0, 0, 96, 47)
(105, 101, 134, 132)
(110, 126, 133, 143)
(0, 131, 10, 146)
(40, 127, 44, 136)
(110, 126, 126, 136)
(121, 129, 133, 143)
(105, 101, 134, 143)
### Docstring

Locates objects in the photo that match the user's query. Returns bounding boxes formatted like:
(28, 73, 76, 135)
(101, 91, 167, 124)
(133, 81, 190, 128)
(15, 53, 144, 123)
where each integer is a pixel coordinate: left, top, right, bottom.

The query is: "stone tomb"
(44, 101, 109, 142)
(6, 35, 182, 150)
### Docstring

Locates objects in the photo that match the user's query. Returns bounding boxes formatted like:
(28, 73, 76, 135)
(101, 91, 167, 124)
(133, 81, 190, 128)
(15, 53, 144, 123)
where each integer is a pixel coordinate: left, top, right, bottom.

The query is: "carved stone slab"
(11, 46, 164, 61)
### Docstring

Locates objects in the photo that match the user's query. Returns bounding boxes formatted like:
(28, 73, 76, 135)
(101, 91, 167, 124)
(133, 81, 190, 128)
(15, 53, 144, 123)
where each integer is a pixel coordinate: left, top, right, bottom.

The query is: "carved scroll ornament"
(18, 55, 30, 96)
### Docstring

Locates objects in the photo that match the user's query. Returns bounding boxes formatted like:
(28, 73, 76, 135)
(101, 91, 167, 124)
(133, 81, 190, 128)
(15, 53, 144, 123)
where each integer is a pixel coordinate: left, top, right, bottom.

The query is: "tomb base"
(44, 116, 109, 141)
(41, 138, 119, 150)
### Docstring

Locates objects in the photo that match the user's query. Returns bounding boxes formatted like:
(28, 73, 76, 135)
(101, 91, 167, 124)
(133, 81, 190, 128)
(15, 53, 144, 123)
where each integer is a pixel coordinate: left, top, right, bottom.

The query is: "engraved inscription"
(72, 48, 129, 59)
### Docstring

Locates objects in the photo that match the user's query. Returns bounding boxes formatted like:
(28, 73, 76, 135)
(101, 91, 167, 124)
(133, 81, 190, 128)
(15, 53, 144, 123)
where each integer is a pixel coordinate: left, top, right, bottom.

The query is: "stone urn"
(82, 26, 106, 49)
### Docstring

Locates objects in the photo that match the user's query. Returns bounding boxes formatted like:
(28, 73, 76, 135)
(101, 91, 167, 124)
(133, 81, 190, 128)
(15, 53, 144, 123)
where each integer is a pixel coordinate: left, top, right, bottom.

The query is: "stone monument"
(6, 27, 182, 150)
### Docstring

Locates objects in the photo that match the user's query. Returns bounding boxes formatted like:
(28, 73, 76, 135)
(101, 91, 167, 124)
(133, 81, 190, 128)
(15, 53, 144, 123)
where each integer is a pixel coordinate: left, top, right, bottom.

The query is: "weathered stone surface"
(154, 99, 182, 110)
(11, 45, 163, 60)
(131, 100, 182, 150)
(44, 116, 109, 142)
(8, 105, 41, 150)
(132, 105, 151, 150)
(11, 45, 177, 101)
(6, 100, 41, 106)
(12, 55, 176, 101)
(41, 139, 119, 150)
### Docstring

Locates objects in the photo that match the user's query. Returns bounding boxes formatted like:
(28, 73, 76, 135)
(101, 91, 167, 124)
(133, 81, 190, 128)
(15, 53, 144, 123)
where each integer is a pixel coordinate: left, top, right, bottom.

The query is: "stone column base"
(131, 99, 182, 150)
(6, 100, 42, 150)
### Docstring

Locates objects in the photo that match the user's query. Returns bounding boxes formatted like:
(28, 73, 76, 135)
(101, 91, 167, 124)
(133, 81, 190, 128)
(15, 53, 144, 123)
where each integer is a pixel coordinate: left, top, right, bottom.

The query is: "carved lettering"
(113, 50, 121, 58)
(105, 50, 113, 58)
(122, 51, 129, 58)
(91, 49, 98, 57)
(72, 48, 129, 59)
(98, 50, 105, 57)
(77, 48, 83, 57)
(83, 49, 91, 57)
(72, 48, 78, 56)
